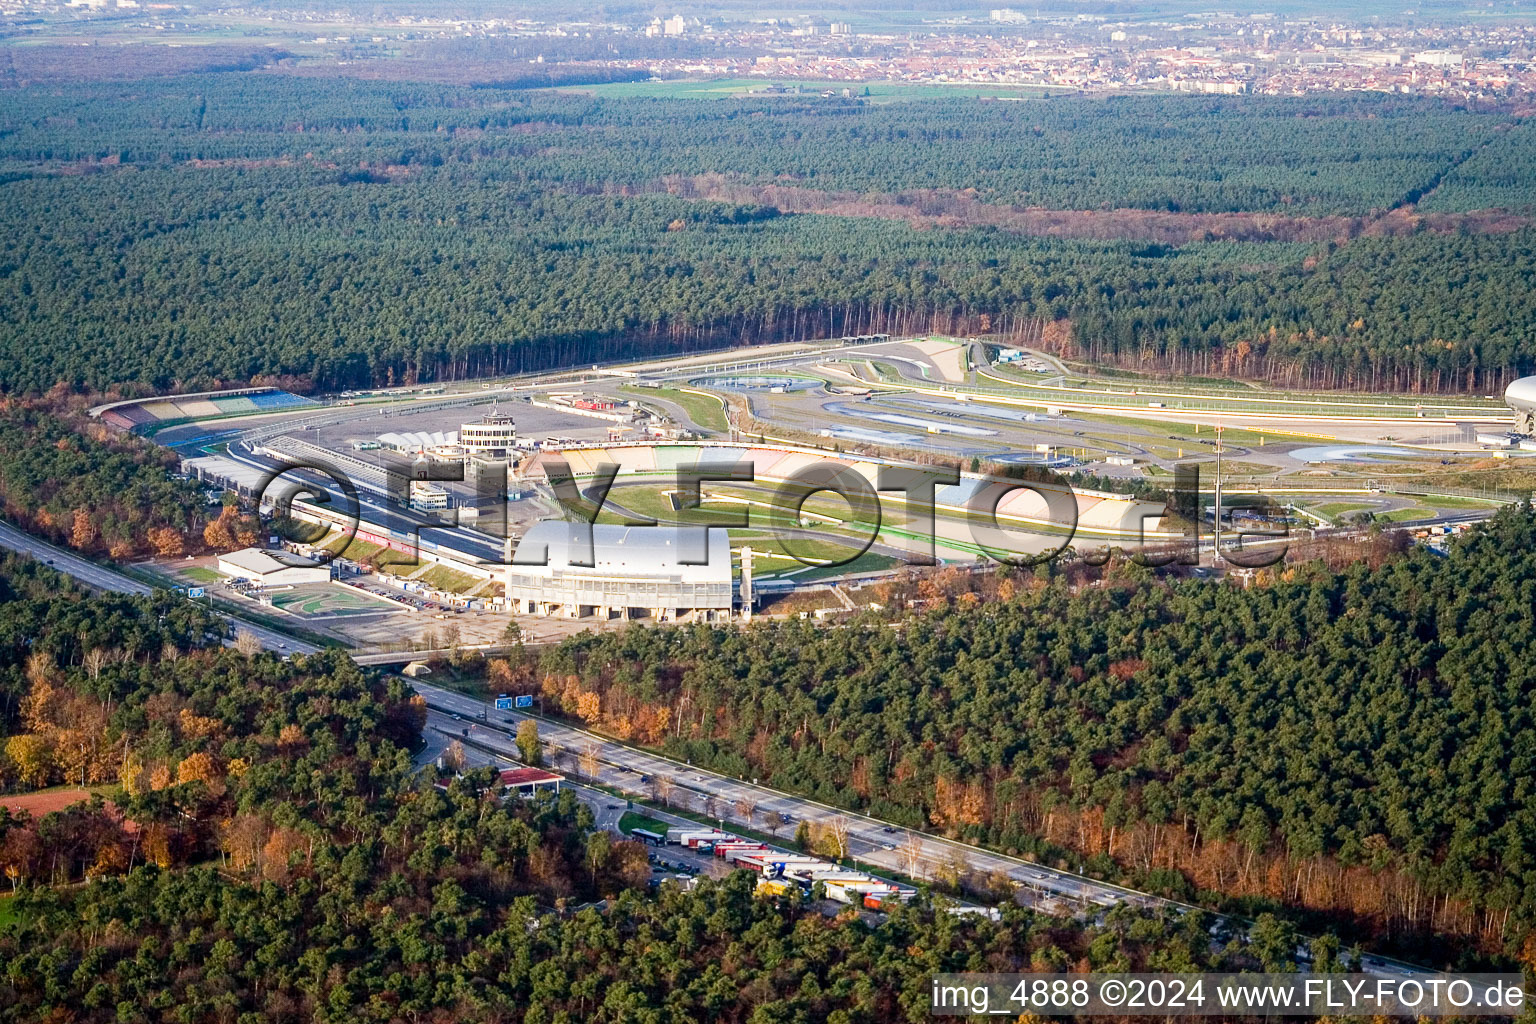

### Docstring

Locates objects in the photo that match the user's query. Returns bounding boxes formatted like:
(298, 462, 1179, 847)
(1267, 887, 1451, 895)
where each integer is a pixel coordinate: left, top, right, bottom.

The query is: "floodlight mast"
(1213, 426, 1223, 567)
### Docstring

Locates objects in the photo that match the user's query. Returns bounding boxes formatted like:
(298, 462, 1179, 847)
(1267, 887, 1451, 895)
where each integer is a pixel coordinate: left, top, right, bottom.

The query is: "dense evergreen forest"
(530, 506, 1536, 963)
(0, 556, 1299, 1022)
(2, 78, 1536, 393)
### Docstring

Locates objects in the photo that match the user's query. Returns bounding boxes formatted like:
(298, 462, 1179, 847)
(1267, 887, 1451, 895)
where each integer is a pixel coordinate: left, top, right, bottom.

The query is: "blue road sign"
(494, 696, 512, 711)
(515, 695, 534, 708)
(188, 587, 205, 599)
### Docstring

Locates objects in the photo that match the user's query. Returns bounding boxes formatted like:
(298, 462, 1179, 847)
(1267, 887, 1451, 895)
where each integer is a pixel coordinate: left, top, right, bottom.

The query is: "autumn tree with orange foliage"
(0, 402, 207, 558)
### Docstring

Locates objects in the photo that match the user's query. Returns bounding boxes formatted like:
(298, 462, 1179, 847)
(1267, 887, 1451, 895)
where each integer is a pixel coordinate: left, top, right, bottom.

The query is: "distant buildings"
(645, 14, 686, 37)
(1413, 50, 1464, 67)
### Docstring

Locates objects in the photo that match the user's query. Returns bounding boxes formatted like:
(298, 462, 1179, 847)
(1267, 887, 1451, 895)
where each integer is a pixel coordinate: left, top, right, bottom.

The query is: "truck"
(757, 878, 795, 898)
(822, 879, 890, 904)
(859, 888, 913, 910)
(799, 869, 873, 884)
(761, 856, 826, 878)
(730, 851, 772, 871)
(713, 841, 764, 859)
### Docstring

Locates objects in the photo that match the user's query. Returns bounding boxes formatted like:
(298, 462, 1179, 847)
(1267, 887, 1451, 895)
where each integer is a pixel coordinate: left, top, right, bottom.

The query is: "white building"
(505, 522, 733, 621)
(217, 548, 330, 586)
(409, 480, 451, 511)
(1413, 50, 1463, 68)
(460, 411, 518, 455)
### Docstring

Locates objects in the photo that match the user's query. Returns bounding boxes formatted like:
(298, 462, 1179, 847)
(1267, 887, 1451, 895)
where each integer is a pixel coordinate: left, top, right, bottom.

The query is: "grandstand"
(92, 388, 316, 433)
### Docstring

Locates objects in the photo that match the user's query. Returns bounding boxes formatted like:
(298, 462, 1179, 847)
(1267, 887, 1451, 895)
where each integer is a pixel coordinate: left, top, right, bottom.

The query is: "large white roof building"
(1505, 376, 1536, 433)
(505, 522, 733, 622)
(216, 548, 331, 586)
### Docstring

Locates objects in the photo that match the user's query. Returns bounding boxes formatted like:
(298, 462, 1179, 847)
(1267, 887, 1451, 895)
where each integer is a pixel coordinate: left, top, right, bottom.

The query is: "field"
(1379, 507, 1435, 523)
(624, 385, 731, 432)
(765, 550, 902, 582)
(324, 535, 382, 558)
(1395, 493, 1508, 509)
(324, 535, 418, 570)
(418, 566, 483, 594)
(1311, 502, 1376, 519)
(176, 566, 222, 584)
(618, 811, 671, 836)
(1306, 502, 1436, 524)
(2, 787, 94, 816)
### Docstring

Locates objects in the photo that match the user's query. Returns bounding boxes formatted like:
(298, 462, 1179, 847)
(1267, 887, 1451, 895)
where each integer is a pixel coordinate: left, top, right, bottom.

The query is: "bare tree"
(702, 793, 719, 820)
(160, 641, 182, 663)
(26, 651, 55, 687)
(83, 648, 108, 682)
(234, 629, 263, 658)
(900, 833, 926, 879)
(579, 741, 601, 780)
(546, 744, 569, 773)
(734, 796, 757, 828)
(827, 815, 852, 861)
(653, 775, 676, 808)
(442, 740, 467, 774)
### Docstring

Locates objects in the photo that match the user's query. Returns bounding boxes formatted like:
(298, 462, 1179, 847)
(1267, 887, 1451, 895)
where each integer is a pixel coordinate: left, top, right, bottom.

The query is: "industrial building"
(216, 548, 331, 586)
(505, 522, 734, 621)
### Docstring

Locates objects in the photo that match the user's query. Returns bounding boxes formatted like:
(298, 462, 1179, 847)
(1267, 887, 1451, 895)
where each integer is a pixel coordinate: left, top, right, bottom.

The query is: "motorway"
(0, 514, 1433, 976)
(418, 709, 924, 902)
(416, 688, 1102, 913)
